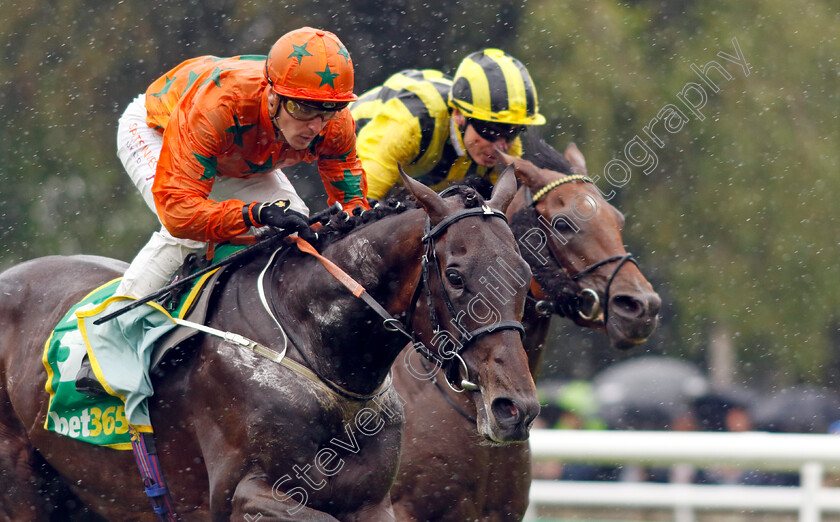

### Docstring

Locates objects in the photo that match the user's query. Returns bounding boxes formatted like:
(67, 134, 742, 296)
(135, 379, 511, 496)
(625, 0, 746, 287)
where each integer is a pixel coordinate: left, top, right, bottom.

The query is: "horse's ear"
(495, 149, 543, 189)
(487, 163, 517, 212)
(564, 142, 588, 175)
(399, 163, 448, 221)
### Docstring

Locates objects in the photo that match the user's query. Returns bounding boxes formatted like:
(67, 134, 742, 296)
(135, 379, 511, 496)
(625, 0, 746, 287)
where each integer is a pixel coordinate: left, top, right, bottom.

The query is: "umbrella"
(593, 355, 709, 430)
(750, 385, 840, 433)
(691, 385, 758, 431)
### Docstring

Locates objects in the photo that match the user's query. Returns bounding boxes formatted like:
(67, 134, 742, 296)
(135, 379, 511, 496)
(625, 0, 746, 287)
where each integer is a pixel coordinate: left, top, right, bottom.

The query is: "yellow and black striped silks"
(351, 69, 522, 199)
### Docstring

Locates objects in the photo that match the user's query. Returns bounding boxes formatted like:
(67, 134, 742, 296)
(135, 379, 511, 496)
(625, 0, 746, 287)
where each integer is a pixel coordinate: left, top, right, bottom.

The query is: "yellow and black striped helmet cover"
(448, 48, 546, 126)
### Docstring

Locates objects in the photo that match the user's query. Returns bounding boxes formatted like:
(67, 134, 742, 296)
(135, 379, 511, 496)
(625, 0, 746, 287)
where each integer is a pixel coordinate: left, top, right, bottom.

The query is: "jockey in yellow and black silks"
(351, 49, 546, 199)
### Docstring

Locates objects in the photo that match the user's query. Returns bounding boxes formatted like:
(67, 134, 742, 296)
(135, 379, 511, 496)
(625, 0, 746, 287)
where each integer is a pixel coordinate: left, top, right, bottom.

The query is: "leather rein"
(523, 176, 638, 327)
(406, 203, 525, 392)
(258, 202, 523, 400)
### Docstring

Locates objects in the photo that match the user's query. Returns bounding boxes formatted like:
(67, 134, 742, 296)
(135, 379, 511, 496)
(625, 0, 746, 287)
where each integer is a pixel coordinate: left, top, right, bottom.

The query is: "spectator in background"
(688, 389, 793, 486)
(536, 381, 620, 481)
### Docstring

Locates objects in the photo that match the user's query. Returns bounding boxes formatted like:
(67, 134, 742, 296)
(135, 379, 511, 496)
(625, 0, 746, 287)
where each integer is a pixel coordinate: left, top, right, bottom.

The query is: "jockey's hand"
(248, 200, 317, 242)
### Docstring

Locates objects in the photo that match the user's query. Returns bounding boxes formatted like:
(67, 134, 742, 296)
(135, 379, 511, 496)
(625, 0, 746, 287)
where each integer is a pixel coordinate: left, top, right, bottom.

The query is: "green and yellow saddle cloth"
(42, 245, 242, 449)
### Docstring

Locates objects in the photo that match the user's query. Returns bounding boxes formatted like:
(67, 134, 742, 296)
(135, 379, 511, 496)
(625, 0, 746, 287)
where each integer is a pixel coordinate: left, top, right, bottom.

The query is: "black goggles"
(468, 119, 525, 142)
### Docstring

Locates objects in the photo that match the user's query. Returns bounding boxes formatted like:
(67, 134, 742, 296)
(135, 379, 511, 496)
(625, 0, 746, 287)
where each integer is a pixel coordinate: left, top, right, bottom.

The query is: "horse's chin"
(606, 316, 659, 350)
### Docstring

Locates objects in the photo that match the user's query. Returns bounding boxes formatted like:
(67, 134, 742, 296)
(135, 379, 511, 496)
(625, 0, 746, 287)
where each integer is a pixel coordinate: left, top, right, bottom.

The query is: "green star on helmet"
(316, 64, 340, 89)
(288, 43, 312, 63)
(336, 44, 350, 63)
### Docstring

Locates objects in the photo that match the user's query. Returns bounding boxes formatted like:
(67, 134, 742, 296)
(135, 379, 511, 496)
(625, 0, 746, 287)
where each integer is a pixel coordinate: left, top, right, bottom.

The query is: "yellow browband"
(531, 174, 593, 204)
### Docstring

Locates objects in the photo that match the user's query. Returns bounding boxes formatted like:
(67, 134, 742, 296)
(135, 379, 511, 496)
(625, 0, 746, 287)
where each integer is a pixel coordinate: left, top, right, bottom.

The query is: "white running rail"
(526, 429, 840, 522)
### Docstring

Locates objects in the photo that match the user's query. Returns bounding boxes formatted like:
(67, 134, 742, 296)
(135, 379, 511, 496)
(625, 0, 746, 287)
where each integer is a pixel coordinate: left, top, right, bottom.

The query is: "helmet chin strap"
(449, 113, 467, 157)
(266, 90, 287, 140)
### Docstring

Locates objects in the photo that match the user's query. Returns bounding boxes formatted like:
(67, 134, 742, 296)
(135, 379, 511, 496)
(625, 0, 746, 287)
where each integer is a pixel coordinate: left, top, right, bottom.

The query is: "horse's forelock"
(522, 131, 574, 175)
(440, 185, 485, 209)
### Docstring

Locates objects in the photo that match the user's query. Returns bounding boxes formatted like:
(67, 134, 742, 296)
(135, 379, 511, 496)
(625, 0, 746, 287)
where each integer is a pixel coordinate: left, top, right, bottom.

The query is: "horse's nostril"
(611, 294, 645, 318)
(491, 398, 521, 426)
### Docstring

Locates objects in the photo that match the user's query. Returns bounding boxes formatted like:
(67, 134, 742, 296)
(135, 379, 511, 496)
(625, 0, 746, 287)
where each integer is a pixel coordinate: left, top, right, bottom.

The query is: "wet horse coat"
(0, 172, 538, 521)
(390, 138, 662, 521)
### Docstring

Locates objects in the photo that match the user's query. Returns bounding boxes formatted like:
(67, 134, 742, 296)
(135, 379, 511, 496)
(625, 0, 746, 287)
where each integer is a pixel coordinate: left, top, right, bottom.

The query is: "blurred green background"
(1, 0, 837, 389)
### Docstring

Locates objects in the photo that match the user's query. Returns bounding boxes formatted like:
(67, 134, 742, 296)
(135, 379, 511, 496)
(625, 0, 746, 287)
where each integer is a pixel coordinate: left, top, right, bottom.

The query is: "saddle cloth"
(42, 245, 242, 449)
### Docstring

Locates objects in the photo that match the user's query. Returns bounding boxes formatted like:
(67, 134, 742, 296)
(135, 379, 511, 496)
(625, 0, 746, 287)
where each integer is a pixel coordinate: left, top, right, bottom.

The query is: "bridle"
(405, 197, 525, 393)
(159, 200, 524, 403)
(524, 175, 638, 327)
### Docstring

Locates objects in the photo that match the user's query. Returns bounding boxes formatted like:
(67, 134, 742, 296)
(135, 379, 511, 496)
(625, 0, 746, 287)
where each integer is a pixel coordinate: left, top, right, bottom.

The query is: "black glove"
(244, 199, 316, 242)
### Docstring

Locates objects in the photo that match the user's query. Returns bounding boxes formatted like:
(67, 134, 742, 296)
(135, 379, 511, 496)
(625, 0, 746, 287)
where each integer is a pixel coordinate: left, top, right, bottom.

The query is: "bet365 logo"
(49, 406, 129, 439)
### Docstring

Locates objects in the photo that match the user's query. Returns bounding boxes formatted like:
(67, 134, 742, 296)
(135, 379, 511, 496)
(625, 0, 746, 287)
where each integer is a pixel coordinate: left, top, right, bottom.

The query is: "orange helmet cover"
(266, 27, 357, 103)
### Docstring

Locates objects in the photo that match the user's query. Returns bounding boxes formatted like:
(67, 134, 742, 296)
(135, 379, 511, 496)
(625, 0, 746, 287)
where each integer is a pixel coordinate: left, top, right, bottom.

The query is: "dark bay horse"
(389, 138, 661, 521)
(0, 171, 538, 521)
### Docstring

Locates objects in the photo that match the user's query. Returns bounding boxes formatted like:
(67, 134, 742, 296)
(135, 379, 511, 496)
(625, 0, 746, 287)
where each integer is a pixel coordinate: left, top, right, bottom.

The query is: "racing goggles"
(283, 98, 347, 122)
(468, 119, 525, 142)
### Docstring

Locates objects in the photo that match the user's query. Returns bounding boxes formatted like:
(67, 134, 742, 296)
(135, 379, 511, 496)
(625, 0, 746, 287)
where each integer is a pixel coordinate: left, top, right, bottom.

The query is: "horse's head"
(502, 141, 661, 349)
(401, 167, 540, 443)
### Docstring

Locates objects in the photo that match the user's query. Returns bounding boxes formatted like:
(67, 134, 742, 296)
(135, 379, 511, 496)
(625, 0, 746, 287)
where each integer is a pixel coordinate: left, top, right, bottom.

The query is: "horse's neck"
(282, 212, 426, 394)
(508, 192, 578, 379)
(522, 308, 552, 378)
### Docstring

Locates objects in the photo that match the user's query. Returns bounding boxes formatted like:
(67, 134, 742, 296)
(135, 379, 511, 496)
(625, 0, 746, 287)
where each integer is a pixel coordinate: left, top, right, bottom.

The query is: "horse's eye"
(445, 268, 464, 288)
(550, 214, 579, 234)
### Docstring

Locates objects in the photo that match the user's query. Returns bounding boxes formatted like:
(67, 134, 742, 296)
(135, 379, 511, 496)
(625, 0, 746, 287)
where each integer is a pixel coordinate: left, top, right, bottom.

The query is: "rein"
(259, 241, 395, 401)
(413, 204, 525, 391)
(522, 175, 638, 325)
(293, 203, 524, 395)
(178, 202, 523, 401)
(171, 242, 393, 402)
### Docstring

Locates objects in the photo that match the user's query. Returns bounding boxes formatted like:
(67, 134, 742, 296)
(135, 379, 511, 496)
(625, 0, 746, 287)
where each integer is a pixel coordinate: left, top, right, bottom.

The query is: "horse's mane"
(308, 185, 484, 250)
(521, 130, 575, 175)
(323, 184, 486, 243)
(513, 131, 581, 312)
(309, 131, 574, 249)
(305, 131, 577, 250)
(310, 196, 416, 249)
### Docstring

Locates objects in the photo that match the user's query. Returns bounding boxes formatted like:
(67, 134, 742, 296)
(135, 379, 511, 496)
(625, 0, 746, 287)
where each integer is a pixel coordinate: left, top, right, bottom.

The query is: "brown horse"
(389, 137, 661, 521)
(0, 171, 538, 521)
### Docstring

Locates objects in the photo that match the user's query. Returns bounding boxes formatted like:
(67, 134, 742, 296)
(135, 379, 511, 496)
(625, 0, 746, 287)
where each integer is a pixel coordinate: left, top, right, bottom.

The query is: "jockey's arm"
(355, 115, 421, 200)
(315, 114, 370, 212)
(152, 105, 253, 243)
